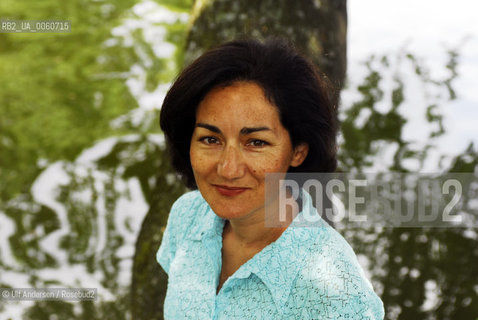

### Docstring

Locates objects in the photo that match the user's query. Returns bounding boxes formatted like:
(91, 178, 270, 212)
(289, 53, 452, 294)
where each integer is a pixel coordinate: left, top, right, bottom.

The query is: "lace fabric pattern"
(157, 190, 385, 319)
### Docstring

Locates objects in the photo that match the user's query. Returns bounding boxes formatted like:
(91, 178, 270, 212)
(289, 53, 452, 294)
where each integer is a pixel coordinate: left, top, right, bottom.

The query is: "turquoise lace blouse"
(157, 190, 385, 319)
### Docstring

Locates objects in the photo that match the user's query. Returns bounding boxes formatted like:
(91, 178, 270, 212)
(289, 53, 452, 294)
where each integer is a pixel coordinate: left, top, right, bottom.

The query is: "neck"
(225, 197, 299, 248)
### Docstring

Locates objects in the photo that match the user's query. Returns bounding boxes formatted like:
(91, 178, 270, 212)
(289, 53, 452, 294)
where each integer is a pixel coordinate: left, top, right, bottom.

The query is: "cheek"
(189, 148, 200, 172)
(190, 152, 202, 172)
(190, 150, 213, 175)
(250, 158, 284, 176)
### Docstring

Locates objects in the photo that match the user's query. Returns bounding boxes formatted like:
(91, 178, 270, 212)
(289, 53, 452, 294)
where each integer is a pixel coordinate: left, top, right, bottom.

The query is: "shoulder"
(166, 190, 208, 232)
(156, 190, 209, 273)
(171, 189, 205, 211)
(287, 225, 384, 319)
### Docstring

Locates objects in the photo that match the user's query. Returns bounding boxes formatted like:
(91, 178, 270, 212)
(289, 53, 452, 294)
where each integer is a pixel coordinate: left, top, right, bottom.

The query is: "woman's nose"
(217, 145, 245, 180)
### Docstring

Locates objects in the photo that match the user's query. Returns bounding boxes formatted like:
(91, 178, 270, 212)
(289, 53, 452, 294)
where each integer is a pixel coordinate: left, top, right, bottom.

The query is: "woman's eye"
(199, 136, 219, 145)
(247, 139, 269, 147)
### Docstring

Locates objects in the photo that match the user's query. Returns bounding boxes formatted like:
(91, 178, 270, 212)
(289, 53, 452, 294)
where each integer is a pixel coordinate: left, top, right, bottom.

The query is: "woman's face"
(190, 81, 308, 220)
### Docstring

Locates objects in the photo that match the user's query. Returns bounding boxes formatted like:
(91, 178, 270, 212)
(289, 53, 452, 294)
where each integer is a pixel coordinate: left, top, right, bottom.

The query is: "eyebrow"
(195, 123, 271, 135)
(240, 127, 270, 135)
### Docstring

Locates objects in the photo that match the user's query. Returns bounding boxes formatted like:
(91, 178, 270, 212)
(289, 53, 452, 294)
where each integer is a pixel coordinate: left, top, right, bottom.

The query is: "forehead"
(196, 82, 281, 125)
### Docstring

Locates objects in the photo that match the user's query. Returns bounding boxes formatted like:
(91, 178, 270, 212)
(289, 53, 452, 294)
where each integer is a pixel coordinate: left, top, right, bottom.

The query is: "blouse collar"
(187, 189, 330, 312)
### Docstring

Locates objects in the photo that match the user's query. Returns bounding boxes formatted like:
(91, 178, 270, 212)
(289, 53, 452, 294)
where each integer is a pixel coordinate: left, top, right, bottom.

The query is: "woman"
(157, 38, 384, 319)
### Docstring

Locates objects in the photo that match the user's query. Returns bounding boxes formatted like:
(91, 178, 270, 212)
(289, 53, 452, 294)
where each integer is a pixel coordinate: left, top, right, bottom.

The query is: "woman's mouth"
(214, 185, 248, 196)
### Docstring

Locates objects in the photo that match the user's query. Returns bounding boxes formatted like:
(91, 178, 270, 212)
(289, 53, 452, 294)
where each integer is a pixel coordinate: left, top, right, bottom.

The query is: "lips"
(214, 185, 249, 196)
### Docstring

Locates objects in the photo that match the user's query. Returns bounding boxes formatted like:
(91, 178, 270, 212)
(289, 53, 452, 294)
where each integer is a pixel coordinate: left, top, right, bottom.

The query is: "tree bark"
(186, 0, 347, 97)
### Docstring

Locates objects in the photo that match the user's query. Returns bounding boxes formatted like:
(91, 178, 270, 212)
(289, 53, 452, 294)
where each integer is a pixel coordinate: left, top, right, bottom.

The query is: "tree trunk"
(186, 0, 347, 97)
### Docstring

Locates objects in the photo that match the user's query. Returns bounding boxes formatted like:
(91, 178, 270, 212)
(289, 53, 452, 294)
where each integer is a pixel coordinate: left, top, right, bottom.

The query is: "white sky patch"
(114, 178, 149, 248)
(349, 0, 477, 56)
(0, 212, 20, 268)
(93, 176, 108, 255)
(147, 133, 166, 148)
(76, 135, 146, 164)
(0, 300, 34, 320)
(114, 177, 149, 286)
(132, 0, 189, 24)
(356, 253, 372, 281)
(422, 279, 440, 311)
(76, 137, 120, 164)
(31, 162, 71, 265)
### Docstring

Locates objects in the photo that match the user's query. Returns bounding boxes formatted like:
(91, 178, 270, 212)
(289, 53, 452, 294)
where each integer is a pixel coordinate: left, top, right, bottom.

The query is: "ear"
(290, 143, 309, 167)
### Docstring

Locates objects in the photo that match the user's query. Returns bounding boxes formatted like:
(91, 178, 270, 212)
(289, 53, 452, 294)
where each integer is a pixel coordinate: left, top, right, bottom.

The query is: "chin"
(209, 203, 247, 219)
(197, 183, 265, 220)
(208, 200, 259, 220)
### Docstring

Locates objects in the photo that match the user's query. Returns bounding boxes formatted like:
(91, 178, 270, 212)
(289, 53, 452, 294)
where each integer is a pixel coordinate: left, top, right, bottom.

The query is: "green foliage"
(0, 0, 192, 318)
(0, 0, 141, 202)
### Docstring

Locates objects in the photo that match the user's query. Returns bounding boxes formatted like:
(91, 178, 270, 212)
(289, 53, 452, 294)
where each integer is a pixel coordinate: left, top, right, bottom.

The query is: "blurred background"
(0, 0, 477, 319)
